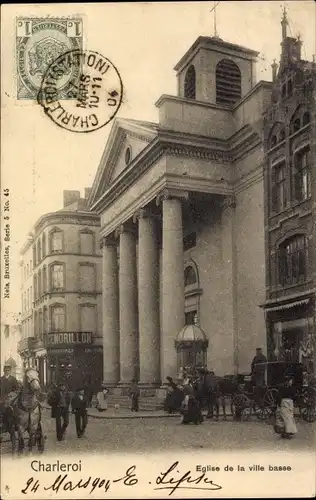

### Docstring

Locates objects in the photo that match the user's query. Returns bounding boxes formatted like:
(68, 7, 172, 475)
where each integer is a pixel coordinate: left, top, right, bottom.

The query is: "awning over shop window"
(265, 298, 310, 312)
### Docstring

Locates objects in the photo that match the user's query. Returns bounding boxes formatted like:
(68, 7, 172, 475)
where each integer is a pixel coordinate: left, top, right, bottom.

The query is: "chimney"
(271, 60, 278, 82)
(63, 190, 80, 208)
(84, 187, 92, 200)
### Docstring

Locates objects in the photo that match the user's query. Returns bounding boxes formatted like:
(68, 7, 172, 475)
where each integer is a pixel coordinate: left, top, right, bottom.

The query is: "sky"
(1, 1, 316, 319)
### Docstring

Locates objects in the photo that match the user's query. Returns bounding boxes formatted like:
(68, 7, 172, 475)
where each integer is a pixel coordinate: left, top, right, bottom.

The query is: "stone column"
(159, 190, 187, 381)
(137, 209, 160, 385)
(221, 196, 238, 374)
(118, 223, 138, 383)
(101, 236, 120, 385)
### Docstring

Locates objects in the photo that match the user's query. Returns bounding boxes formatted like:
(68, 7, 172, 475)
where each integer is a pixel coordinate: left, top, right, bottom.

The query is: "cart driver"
(251, 348, 267, 387)
(0, 364, 19, 432)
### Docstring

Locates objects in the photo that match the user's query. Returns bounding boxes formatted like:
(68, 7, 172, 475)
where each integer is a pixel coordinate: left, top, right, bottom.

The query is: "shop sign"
(46, 332, 92, 346)
(84, 347, 103, 353)
(48, 348, 74, 355)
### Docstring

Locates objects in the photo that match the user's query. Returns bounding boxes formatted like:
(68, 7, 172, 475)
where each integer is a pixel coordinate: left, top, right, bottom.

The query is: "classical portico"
(99, 187, 200, 386)
(90, 34, 270, 387)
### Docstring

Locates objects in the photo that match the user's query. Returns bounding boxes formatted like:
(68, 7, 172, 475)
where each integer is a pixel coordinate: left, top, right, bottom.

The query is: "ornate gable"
(89, 118, 158, 209)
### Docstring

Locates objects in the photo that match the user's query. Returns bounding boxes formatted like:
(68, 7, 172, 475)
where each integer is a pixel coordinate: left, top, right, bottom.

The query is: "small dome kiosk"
(175, 325, 209, 375)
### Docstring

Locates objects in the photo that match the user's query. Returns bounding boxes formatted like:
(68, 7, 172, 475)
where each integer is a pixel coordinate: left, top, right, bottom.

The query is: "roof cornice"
(90, 126, 261, 215)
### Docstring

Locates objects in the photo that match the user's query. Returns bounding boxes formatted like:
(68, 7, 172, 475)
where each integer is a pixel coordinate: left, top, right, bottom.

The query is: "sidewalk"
(42, 405, 178, 419)
(87, 407, 179, 419)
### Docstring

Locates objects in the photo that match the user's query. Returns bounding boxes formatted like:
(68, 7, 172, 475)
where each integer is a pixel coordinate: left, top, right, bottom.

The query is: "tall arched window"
(42, 266, 47, 294)
(37, 240, 41, 263)
(278, 234, 308, 285)
(34, 274, 37, 300)
(216, 59, 241, 105)
(42, 233, 46, 258)
(38, 269, 42, 297)
(294, 146, 311, 201)
(184, 65, 196, 99)
(184, 266, 197, 287)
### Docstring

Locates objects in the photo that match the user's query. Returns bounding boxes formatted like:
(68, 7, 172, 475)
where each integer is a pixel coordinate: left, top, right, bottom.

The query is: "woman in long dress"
(274, 376, 298, 439)
(96, 384, 108, 412)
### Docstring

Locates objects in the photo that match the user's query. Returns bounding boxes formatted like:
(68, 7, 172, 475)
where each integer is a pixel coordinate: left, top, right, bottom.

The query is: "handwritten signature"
(155, 461, 222, 496)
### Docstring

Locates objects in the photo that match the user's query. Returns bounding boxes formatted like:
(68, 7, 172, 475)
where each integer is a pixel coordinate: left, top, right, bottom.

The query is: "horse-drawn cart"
(230, 362, 316, 423)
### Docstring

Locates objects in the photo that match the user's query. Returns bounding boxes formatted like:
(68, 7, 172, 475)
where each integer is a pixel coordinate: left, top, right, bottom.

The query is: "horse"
(5, 368, 44, 455)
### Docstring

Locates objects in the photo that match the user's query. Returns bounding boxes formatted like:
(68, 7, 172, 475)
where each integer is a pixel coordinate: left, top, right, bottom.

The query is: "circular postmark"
(37, 49, 123, 133)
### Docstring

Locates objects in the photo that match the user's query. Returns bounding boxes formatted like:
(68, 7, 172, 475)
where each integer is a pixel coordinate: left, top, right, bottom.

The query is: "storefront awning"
(265, 298, 310, 312)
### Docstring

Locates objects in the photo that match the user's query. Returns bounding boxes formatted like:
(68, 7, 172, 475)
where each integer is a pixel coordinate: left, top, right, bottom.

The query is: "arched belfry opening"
(216, 59, 241, 105)
(184, 65, 196, 99)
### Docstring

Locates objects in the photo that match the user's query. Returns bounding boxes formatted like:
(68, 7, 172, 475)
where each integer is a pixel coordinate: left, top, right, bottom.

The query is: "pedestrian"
(205, 370, 222, 420)
(71, 388, 88, 438)
(180, 380, 203, 425)
(251, 348, 267, 387)
(49, 382, 71, 441)
(274, 375, 297, 439)
(129, 379, 140, 412)
(96, 383, 108, 412)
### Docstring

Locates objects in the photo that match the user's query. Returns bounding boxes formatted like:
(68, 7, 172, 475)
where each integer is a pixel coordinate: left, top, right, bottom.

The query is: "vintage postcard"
(1, 1, 315, 499)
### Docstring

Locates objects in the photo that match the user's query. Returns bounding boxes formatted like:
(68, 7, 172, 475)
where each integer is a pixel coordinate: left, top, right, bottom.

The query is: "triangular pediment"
(89, 118, 158, 208)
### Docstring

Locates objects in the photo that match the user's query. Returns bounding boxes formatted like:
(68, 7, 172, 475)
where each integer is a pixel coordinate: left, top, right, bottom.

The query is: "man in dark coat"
(0, 365, 20, 432)
(71, 388, 88, 438)
(204, 370, 220, 420)
(0, 365, 19, 399)
(251, 348, 267, 387)
(49, 383, 71, 441)
(129, 379, 140, 412)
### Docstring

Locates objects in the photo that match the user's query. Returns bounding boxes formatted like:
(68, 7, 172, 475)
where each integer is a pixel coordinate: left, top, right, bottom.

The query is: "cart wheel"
(299, 388, 316, 423)
(301, 405, 316, 423)
(231, 394, 250, 421)
(263, 389, 278, 410)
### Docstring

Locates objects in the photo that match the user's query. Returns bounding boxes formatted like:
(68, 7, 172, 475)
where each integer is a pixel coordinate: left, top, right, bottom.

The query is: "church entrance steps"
(105, 394, 164, 411)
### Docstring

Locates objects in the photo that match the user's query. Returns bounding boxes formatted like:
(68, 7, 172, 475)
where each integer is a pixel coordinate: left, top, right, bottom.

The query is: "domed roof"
(4, 357, 17, 367)
(176, 325, 208, 343)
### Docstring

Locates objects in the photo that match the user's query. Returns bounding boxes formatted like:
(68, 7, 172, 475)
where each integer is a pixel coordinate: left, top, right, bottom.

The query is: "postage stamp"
(16, 17, 83, 100)
(37, 49, 123, 133)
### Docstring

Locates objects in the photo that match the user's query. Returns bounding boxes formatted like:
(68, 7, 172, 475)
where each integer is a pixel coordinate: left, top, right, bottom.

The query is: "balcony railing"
(17, 336, 44, 354)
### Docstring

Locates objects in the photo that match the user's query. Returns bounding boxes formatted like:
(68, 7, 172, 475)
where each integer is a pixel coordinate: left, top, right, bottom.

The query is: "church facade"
(89, 33, 275, 386)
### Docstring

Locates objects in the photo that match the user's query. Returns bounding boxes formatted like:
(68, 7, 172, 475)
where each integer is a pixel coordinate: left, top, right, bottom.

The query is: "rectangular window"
(51, 264, 64, 291)
(51, 232, 63, 253)
(79, 264, 95, 293)
(272, 161, 286, 213)
(80, 305, 96, 332)
(80, 232, 94, 254)
(294, 148, 311, 201)
(279, 236, 308, 286)
(51, 306, 65, 332)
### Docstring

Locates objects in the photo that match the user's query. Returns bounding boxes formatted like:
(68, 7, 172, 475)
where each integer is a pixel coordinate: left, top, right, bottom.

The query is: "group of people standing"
(165, 367, 223, 423)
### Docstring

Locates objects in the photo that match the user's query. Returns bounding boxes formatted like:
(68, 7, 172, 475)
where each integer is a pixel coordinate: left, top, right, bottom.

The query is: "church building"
(89, 22, 293, 387)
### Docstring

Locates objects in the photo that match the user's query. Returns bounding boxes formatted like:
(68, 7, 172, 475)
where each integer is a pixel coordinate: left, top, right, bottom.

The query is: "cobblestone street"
(1, 409, 314, 456)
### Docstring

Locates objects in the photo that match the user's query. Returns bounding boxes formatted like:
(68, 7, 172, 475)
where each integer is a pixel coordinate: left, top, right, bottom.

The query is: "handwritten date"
(21, 462, 222, 496)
